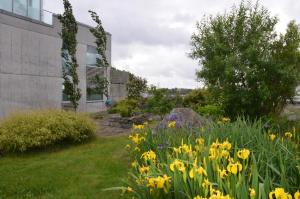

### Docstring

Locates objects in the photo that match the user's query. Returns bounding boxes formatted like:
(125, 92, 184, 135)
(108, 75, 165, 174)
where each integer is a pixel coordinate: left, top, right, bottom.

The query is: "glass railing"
(41, 10, 53, 25)
(0, 0, 53, 25)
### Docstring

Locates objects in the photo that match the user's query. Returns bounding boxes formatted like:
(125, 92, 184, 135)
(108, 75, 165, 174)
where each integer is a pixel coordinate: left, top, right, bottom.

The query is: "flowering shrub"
(111, 119, 300, 199)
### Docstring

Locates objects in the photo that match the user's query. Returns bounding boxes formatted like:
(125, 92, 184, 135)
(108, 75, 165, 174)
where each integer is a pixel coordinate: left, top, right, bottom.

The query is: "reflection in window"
(13, 0, 27, 16)
(28, 0, 40, 20)
(61, 49, 72, 102)
(86, 45, 101, 66)
(0, 0, 12, 12)
(86, 66, 105, 101)
(62, 84, 69, 102)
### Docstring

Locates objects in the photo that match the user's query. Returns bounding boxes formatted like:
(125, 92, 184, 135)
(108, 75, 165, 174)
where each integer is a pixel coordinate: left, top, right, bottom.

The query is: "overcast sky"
(44, 0, 300, 89)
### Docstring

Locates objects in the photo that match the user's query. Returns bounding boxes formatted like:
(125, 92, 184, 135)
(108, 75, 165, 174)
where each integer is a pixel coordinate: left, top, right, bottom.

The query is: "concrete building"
(0, 0, 129, 118)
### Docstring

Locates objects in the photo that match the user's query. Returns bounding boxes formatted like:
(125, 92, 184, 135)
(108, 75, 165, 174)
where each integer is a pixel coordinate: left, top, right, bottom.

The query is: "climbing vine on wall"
(88, 10, 110, 99)
(58, 0, 81, 110)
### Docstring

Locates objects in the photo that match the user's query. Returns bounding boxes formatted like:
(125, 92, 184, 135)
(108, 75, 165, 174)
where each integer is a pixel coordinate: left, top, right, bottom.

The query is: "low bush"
(196, 104, 224, 119)
(113, 119, 299, 198)
(108, 99, 140, 117)
(183, 89, 211, 109)
(0, 110, 96, 153)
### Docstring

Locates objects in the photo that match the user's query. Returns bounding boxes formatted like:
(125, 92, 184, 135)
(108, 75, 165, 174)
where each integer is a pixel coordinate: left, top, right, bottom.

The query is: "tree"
(146, 86, 174, 117)
(88, 10, 110, 99)
(191, 1, 300, 119)
(126, 73, 147, 100)
(58, 0, 81, 111)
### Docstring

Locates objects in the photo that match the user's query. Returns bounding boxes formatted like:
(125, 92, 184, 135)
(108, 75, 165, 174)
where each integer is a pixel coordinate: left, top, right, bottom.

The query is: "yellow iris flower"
(294, 191, 300, 199)
(227, 161, 242, 175)
(168, 121, 176, 128)
(196, 166, 208, 176)
(170, 159, 186, 173)
(129, 134, 145, 145)
(133, 124, 144, 130)
(269, 188, 292, 199)
(284, 132, 293, 139)
(249, 188, 256, 198)
(147, 175, 171, 193)
(141, 150, 156, 162)
(269, 134, 276, 141)
(139, 166, 150, 174)
(218, 168, 227, 179)
(237, 149, 250, 160)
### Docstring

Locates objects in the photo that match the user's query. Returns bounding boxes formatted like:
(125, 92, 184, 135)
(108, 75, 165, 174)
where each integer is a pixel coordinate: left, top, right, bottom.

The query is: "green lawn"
(0, 135, 130, 199)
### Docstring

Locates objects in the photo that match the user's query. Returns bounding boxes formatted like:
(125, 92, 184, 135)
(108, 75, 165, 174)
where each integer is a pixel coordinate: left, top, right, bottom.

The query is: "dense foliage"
(196, 104, 224, 118)
(58, 0, 81, 110)
(126, 74, 148, 100)
(0, 110, 96, 153)
(115, 119, 299, 199)
(146, 87, 176, 117)
(109, 99, 140, 117)
(191, 2, 300, 119)
(183, 89, 210, 108)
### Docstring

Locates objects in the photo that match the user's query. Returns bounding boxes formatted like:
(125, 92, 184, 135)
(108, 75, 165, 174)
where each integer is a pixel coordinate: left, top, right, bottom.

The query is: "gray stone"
(287, 114, 298, 122)
(154, 108, 210, 133)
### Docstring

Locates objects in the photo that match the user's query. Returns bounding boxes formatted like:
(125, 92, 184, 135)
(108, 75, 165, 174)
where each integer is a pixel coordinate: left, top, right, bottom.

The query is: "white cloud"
(44, 0, 300, 88)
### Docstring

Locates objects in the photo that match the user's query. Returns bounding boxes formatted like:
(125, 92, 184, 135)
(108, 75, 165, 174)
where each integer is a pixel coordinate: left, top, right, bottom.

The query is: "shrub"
(183, 88, 210, 108)
(113, 119, 299, 198)
(146, 87, 175, 117)
(0, 110, 96, 153)
(108, 99, 140, 117)
(196, 104, 224, 118)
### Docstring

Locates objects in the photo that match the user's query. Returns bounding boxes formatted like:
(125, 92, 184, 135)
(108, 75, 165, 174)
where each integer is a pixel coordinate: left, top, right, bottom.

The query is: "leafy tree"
(191, 1, 300, 119)
(126, 73, 147, 100)
(88, 10, 110, 99)
(58, 0, 81, 110)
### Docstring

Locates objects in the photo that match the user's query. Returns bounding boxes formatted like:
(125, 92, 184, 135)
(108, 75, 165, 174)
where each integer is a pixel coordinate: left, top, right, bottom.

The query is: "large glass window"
(0, 0, 12, 12)
(62, 49, 72, 102)
(86, 66, 104, 101)
(13, 0, 27, 16)
(86, 45, 101, 66)
(28, 0, 40, 20)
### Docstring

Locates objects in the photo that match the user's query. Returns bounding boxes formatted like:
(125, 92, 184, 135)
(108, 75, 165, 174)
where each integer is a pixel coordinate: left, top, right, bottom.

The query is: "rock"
(130, 114, 148, 125)
(105, 113, 151, 129)
(154, 108, 210, 133)
(287, 114, 298, 122)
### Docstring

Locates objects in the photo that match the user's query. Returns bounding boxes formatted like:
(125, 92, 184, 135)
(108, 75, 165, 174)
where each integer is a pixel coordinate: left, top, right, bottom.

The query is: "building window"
(28, 0, 40, 20)
(13, 0, 27, 17)
(62, 49, 72, 102)
(0, 0, 12, 12)
(86, 66, 105, 101)
(86, 45, 101, 67)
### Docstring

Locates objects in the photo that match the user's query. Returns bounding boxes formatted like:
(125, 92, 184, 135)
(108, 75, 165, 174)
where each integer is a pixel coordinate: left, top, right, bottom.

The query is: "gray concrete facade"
(0, 9, 128, 118)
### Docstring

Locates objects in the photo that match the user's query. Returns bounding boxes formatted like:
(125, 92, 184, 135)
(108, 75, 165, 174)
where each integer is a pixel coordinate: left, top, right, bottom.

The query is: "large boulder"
(154, 108, 210, 133)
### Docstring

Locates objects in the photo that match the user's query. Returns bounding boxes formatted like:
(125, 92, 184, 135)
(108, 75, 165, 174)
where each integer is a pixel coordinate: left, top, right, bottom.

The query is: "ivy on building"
(89, 10, 109, 99)
(58, 0, 81, 110)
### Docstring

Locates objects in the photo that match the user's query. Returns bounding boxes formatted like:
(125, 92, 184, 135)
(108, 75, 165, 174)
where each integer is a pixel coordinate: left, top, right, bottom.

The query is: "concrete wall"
(110, 69, 129, 101)
(0, 10, 114, 118)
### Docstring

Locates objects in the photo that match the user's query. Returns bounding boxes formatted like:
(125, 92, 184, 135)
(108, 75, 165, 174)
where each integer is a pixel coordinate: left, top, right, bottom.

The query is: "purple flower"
(157, 144, 164, 150)
(167, 113, 179, 121)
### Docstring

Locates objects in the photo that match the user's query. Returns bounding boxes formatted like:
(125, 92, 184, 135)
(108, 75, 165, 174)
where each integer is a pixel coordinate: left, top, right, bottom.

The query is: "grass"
(0, 135, 130, 199)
